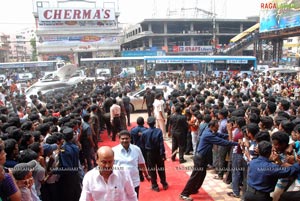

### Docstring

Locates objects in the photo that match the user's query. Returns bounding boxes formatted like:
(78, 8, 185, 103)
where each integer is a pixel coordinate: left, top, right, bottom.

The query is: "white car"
(25, 81, 74, 99)
(25, 63, 79, 101)
(128, 85, 174, 113)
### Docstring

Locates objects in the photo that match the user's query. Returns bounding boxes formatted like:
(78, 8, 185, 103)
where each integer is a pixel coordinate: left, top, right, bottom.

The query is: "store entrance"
(78, 52, 92, 67)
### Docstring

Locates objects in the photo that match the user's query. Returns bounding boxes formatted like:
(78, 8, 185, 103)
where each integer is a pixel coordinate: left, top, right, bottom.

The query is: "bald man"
(79, 146, 137, 201)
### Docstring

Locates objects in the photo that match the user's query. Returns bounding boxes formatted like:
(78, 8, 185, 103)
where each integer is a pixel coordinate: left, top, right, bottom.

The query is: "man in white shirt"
(110, 98, 121, 141)
(113, 130, 150, 198)
(4, 76, 13, 89)
(153, 93, 167, 138)
(241, 73, 253, 88)
(0, 88, 6, 105)
(80, 146, 137, 201)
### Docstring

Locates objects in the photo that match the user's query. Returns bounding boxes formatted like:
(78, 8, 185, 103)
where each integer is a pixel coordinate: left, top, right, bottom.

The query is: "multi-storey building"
(32, 0, 122, 66)
(9, 27, 36, 62)
(121, 17, 258, 55)
(0, 33, 10, 62)
(282, 36, 300, 66)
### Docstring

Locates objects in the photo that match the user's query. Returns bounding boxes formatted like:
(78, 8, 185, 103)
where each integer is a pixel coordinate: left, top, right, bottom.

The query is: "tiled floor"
(165, 140, 241, 201)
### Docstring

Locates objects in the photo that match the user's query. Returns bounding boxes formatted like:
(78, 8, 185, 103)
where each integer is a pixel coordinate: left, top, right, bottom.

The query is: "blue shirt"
(196, 128, 238, 156)
(198, 123, 208, 135)
(4, 160, 18, 168)
(82, 122, 92, 135)
(247, 156, 300, 193)
(141, 127, 165, 157)
(58, 142, 80, 174)
(130, 125, 148, 148)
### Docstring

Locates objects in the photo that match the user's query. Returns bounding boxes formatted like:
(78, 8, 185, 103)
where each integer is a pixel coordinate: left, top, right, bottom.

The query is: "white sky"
(0, 0, 261, 33)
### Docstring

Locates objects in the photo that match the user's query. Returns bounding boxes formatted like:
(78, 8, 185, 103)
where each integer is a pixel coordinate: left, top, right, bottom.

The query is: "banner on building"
(38, 35, 119, 46)
(38, 20, 117, 28)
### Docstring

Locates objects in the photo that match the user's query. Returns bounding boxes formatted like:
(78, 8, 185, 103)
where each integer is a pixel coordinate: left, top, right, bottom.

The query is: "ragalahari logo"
(261, 1, 296, 10)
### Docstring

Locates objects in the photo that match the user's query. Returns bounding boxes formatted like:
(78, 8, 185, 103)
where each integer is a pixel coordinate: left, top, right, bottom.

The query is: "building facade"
(121, 18, 258, 55)
(9, 27, 36, 62)
(32, 0, 122, 66)
(0, 33, 10, 62)
(282, 36, 300, 66)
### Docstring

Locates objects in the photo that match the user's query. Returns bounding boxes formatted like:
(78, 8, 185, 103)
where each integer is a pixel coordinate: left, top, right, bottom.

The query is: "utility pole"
(212, 0, 217, 55)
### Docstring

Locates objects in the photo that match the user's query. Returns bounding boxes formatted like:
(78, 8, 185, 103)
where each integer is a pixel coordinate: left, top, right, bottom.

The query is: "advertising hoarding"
(260, 0, 300, 32)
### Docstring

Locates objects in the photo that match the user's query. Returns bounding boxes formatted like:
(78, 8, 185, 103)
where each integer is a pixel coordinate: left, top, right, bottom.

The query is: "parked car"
(25, 81, 75, 100)
(128, 85, 174, 113)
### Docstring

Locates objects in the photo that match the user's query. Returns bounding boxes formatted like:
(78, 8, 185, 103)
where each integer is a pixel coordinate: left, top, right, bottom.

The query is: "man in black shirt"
(141, 117, 168, 192)
(102, 92, 113, 137)
(169, 105, 189, 163)
(122, 92, 131, 126)
(142, 88, 155, 117)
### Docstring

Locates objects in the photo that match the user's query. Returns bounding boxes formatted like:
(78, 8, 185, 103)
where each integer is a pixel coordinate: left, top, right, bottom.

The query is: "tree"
(30, 38, 37, 61)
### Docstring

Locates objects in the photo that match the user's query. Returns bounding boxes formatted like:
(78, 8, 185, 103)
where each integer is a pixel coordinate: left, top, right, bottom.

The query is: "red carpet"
(98, 123, 214, 201)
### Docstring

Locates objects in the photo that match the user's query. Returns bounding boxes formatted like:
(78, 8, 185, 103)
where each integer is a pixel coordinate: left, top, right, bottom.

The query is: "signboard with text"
(155, 59, 214, 64)
(226, 60, 248, 64)
(172, 46, 213, 53)
(121, 51, 166, 57)
(260, 0, 300, 32)
(38, 8, 116, 21)
(38, 35, 118, 46)
(37, 20, 117, 28)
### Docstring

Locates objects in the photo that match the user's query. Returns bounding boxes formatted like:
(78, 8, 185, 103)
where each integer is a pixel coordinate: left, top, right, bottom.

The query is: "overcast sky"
(0, 0, 260, 33)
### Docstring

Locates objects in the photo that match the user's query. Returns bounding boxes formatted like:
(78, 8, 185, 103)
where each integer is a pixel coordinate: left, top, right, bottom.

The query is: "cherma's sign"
(38, 8, 115, 21)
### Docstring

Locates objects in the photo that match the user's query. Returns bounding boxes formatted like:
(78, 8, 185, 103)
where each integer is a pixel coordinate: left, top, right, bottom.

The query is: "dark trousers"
(111, 117, 121, 141)
(181, 154, 208, 196)
(120, 113, 127, 130)
(166, 115, 170, 133)
(81, 146, 95, 171)
(172, 132, 186, 160)
(185, 131, 193, 154)
(244, 190, 272, 201)
(147, 105, 153, 117)
(99, 111, 106, 129)
(279, 191, 300, 201)
(216, 145, 231, 178)
(125, 108, 130, 125)
(103, 113, 112, 136)
(241, 159, 248, 200)
(92, 132, 100, 145)
(146, 151, 167, 187)
(135, 186, 140, 199)
(231, 153, 244, 195)
(41, 182, 58, 201)
(58, 173, 81, 201)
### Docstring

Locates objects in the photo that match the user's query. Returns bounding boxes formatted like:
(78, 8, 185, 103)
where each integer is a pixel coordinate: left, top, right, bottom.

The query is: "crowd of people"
(0, 70, 300, 201)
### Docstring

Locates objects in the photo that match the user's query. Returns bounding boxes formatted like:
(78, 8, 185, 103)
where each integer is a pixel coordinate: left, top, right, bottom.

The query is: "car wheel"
(129, 103, 134, 113)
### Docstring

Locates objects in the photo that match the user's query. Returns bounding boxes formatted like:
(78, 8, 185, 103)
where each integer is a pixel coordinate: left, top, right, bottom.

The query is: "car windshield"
(128, 89, 143, 96)
(25, 86, 40, 94)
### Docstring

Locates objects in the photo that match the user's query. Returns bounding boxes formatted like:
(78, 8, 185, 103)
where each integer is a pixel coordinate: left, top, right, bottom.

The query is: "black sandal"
(227, 192, 240, 198)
